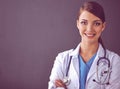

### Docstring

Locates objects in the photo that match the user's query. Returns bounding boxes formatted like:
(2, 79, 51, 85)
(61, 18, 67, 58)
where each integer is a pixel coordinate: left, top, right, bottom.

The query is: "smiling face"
(77, 10, 105, 44)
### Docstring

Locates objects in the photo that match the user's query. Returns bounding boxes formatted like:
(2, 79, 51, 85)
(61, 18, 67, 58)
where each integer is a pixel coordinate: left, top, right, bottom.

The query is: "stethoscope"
(63, 46, 111, 87)
(93, 47, 111, 86)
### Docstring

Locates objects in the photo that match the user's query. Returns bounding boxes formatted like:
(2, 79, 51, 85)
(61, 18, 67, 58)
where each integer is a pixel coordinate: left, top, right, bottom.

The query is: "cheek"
(79, 26, 86, 33)
(95, 28, 103, 37)
(96, 26, 104, 33)
(78, 28, 85, 37)
(77, 23, 86, 35)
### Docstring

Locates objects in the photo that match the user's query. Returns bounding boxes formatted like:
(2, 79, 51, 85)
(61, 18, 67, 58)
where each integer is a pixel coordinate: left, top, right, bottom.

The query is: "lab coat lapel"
(86, 44, 104, 81)
(71, 56, 79, 77)
(86, 55, 98, 81)
(69, 44, 80, 78)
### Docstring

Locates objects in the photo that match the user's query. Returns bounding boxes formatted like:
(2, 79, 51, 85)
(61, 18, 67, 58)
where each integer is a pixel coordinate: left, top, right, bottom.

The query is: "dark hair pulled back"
(78, 1, 105, 48)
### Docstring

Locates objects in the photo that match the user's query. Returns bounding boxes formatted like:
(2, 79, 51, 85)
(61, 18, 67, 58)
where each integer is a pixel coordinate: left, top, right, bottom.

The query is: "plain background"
(0, 0, 120, 89)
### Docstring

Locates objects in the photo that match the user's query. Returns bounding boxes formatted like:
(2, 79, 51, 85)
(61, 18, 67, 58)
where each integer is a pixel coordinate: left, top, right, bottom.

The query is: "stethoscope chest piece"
(63, 77, 71, 85)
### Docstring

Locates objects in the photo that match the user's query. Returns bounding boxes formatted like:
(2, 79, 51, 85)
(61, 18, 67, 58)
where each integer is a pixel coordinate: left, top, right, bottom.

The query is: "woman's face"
(77, 10, 105, 44)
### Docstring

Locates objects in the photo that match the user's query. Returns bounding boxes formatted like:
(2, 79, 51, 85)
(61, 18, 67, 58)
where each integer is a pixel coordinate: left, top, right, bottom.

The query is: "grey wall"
(0, 0, 120, 89)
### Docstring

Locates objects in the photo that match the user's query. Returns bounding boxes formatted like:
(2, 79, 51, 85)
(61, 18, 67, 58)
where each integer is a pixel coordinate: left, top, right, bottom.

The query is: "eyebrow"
(81, 19, 102, 22)
(81, 19, 87, 21)
(93, 20, 102, 22)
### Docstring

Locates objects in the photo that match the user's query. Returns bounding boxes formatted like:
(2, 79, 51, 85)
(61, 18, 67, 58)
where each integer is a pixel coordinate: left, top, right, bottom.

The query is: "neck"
(80, 42, 99, 62)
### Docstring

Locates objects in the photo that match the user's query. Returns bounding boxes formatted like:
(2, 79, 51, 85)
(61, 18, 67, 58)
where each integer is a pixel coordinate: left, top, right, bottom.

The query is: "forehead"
(79, 11, 101, 21)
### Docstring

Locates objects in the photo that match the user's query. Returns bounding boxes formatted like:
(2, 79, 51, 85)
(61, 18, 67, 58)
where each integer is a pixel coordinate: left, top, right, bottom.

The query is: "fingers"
(55, 79, 64, 87)
(55, 79, 67, 89)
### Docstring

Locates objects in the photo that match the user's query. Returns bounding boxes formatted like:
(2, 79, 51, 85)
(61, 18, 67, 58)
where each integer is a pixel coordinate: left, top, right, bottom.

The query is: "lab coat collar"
(69, 43, 80, 57)
(69, 43, 105, 59)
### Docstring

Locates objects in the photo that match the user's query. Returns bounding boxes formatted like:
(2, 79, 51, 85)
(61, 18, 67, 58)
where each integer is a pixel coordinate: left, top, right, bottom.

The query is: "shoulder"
(52, 49, 74, 73)
(56, 49, 74, 63)
(106, 49, 120, 59)
(57, 49, 74, 58)
(106, 49, 120, 63)
(54, 49, 74, 65)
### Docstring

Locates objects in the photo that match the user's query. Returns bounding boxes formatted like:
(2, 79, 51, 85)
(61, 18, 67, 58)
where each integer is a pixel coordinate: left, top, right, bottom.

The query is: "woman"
(48, 1, 120, 89)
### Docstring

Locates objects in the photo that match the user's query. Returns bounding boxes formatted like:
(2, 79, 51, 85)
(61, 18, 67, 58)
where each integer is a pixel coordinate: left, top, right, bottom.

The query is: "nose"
(86, 24, 94, 32)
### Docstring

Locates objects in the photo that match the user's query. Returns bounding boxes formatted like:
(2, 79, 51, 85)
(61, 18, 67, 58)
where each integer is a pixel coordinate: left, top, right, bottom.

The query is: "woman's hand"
(55, 79, 67, 89)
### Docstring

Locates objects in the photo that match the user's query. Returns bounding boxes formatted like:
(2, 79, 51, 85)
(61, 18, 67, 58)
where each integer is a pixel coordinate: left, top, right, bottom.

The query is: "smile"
(85, 33, 96, 37)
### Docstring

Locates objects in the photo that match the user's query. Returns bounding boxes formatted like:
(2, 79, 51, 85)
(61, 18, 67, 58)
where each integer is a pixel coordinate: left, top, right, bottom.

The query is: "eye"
(94, 22, 101, 26)
(80, 21, 87, 25)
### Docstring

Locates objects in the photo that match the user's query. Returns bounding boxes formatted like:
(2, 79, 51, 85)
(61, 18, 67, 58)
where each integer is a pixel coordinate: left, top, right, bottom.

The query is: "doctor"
(48, 1, 120, 89)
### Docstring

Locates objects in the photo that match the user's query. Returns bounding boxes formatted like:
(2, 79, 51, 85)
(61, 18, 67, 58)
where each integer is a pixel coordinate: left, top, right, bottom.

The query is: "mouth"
(84, 33, 96, 37)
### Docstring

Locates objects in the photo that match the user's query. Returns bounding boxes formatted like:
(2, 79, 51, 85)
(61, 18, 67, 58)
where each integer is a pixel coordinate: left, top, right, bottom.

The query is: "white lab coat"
(48, 43, 120, 89)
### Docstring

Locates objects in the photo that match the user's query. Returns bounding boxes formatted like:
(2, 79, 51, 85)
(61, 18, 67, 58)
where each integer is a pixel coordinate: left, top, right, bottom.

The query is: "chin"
(84, 39, 98, 44)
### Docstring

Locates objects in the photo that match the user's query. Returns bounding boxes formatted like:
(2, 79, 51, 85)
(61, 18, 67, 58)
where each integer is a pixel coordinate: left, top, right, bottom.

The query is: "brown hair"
(77, 1, 105, 48)
(77, 1, 105, 22)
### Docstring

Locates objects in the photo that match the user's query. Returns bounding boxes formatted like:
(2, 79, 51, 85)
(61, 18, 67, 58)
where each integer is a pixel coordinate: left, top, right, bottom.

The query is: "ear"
(102, 22, 106, 31)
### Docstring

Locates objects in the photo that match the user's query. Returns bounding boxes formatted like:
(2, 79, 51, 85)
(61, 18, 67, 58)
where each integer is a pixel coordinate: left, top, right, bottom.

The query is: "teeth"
(85, 33, 95, 37)
(86, 34, 94, 36)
